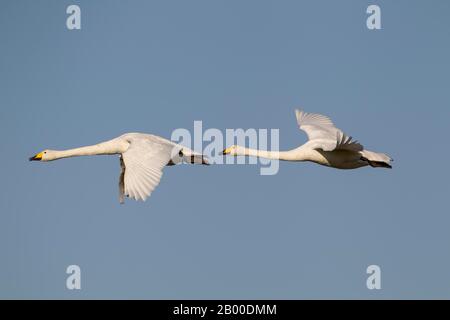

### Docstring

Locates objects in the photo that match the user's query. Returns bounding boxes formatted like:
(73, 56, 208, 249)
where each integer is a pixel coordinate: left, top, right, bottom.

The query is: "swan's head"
(220, 145, 240, 156)
(29, 150, 55, 162)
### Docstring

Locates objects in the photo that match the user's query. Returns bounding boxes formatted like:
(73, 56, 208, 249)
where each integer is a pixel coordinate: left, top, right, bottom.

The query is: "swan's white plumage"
(30, 132, 208, 203)
(118, 133, 209, 202)
(222, 109, 392, 170)
(120, 136, 173, 202)
(295, 110, 363, 152)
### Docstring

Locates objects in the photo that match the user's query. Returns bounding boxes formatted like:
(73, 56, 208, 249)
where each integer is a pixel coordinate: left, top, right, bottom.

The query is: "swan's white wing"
(120, 136, 175, 202)
(295, 110, 363, 152)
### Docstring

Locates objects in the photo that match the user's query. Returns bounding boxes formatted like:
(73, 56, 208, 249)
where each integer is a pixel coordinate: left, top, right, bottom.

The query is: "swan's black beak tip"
(29, 152, 43, 161)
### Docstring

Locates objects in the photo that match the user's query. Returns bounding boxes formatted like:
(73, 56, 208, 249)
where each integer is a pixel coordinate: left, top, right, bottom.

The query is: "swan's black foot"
(361, 156, 392, 169)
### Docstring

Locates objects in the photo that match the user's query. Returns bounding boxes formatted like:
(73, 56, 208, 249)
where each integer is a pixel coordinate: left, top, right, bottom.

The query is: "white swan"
(29, 133, 209, 203)
(222, 110, 392, 169)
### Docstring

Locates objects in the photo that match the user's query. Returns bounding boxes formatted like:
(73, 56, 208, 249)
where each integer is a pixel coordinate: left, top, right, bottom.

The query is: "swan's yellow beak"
(220, 147, 232, 155)
(29, 152, 43, 161)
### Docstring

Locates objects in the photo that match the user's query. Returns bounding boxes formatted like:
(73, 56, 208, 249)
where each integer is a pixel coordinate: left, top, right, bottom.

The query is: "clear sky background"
(1, 0, 449, 299)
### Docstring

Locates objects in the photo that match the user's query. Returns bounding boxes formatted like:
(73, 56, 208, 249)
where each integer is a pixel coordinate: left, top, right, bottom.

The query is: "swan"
(29, 133, 209, 203)
(221, 110, 392, 170)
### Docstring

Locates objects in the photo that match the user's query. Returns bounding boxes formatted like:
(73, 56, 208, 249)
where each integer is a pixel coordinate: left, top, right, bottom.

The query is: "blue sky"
(1, 0, 449, 299)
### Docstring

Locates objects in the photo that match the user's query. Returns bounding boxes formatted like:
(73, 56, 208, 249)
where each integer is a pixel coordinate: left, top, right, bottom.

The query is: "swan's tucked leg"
(186, 154, 209, 165)
(360, 156, 392, 169)
(179, 149, 210, 165)
(165, 149, 209, 165)
(118, 156, 125, 204)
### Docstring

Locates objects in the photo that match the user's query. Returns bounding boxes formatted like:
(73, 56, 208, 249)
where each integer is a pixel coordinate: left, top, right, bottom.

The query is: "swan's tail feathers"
(361, 150, 393, 169)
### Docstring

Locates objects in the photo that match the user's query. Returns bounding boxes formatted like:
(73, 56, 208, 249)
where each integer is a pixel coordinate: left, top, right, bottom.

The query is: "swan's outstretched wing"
(120, 136, 175, 202)
(295, 110, 363, 152)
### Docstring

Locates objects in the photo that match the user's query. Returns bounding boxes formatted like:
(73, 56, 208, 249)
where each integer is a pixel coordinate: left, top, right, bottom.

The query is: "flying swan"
(221, 110, 392, 169)
(29, 133, 209, 203)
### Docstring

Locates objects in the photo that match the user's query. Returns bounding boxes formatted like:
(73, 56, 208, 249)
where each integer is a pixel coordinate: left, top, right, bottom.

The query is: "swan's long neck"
(49, 140, 125, 160)
(234, 147, 306, 161)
